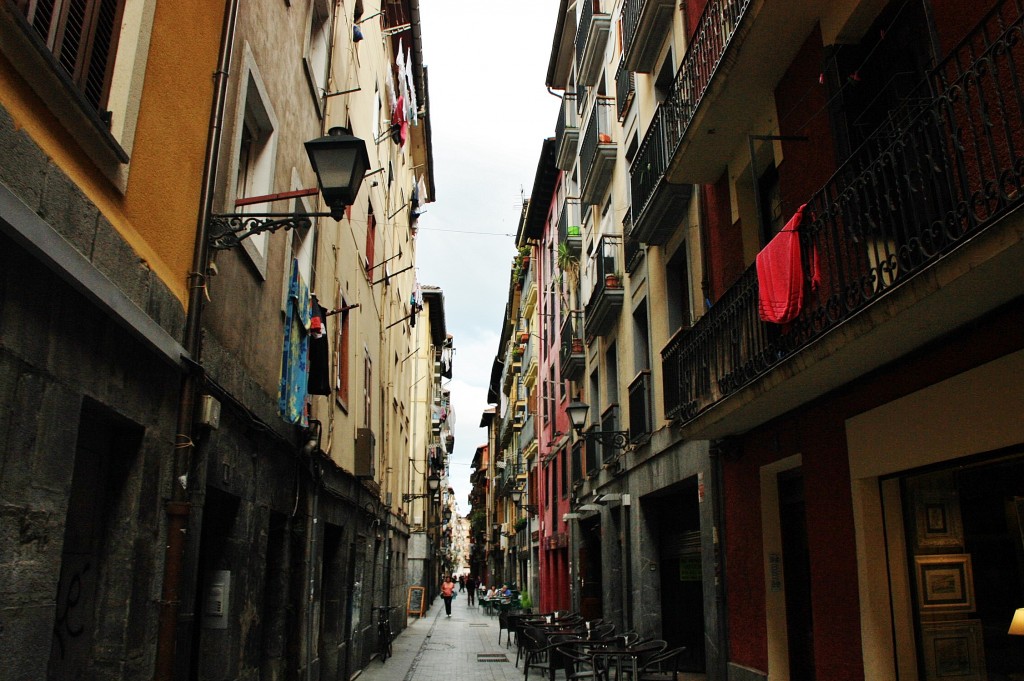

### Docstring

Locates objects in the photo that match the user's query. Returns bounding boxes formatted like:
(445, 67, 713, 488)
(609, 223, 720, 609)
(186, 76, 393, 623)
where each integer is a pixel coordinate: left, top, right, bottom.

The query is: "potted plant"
(605, 271, 622, 289)
(557, 242, 580, 287)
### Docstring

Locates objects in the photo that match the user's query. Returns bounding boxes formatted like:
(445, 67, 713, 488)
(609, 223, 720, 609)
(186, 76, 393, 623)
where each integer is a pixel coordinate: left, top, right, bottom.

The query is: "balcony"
(615, 56, 635, 121)
(558, 197, 583, 255)
(575, 0, 611, 87)
(628, 370, 652, 443)
(599, 404, 621, 465)
(555, 93, 579, 171)
(559, 310, 585, 381)
(580, 97, 616, 205)
(584, 235, 624, 338)
(623, 212, 643, 274)
(662, 4, 1024, 434)
(520, 412, 536, 450)
(621, 0, 675, 73)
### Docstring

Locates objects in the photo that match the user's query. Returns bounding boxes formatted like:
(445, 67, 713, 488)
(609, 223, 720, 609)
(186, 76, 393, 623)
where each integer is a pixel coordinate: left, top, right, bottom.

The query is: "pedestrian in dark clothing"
(466, 575, 476, 606)
(458, 574, 465, 592)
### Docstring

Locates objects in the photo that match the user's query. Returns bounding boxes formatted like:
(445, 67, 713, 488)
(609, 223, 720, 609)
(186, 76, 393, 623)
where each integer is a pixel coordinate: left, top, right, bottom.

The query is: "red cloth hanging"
(756, 204, 818, 324)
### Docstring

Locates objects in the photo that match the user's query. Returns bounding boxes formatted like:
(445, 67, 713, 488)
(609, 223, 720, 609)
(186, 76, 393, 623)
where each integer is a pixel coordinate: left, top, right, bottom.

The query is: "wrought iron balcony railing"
(555, 93, 579, 171)
(615, 55, 635, 121)
(623, 211, 643, 274)
(621, 0, 676, 73)
(580, 97, 616, 205)
(663, 0, 1024, 423)
(575, 0, 611, 87)
(558, 197, 583, 255)
(629, 0, 750, 230)
(584, 235, 625, 337)
(559, 310, 585, 381)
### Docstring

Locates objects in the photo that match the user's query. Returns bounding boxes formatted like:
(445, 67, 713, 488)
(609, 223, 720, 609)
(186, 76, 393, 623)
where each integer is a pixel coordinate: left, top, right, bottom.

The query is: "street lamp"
(509, 484, 537, 514)
(566, 399, 628, 450)
(403, 473, 441, 502)
(208, 127, 371, 249)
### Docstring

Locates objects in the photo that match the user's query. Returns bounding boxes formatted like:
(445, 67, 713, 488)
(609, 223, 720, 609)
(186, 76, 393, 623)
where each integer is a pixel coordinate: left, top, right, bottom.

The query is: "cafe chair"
(636, 645, 687, 681)
(521, 626, 579, 681)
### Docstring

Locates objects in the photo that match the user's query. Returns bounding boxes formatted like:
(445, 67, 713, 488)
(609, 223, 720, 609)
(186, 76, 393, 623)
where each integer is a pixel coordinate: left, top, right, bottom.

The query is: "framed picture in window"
(920, 619, 986, 681)
(914, 491, 964, 550)
(915, 554, 975, 613)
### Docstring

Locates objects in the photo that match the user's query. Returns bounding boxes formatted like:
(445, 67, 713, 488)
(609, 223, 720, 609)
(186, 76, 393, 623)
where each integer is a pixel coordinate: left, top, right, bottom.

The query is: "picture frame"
(920, 619, 987, 681)
(914, 490, 964, 550)
(915, 554, 975, 613)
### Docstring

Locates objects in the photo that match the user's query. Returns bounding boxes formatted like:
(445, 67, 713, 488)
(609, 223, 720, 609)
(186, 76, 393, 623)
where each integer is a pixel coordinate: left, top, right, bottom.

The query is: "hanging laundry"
(307, 295, 331, 396)
(440, 334, 453, 378)
(756, 204, 819, 324)
(391, 94, 407, 146)
(405, 48, 418, 125)
(279, 259, 311, 425)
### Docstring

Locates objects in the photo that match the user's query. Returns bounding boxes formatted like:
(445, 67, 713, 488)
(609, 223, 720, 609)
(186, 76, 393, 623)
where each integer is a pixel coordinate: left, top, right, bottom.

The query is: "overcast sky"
(414, 0, 561, 515)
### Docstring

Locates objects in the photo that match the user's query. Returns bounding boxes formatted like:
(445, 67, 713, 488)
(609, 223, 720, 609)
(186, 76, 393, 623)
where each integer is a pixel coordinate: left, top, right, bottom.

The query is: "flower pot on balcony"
(571, 338, 584, 353)
(605, 272, 621, 289)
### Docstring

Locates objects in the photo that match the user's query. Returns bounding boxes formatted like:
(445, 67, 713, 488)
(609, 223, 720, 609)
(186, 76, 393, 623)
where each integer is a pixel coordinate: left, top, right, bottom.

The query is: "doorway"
(778, 469, 815, 681)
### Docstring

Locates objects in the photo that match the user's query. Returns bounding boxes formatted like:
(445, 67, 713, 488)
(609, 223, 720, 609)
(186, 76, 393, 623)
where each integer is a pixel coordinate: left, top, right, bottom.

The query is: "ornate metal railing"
(662, 0, 1024, 422)
(623, 211, 643, 273)
(556, 93, 578, 143)
(615, 55, 635, 121)
(571, 438, 584, 487)
(620, 0, 642, 60)
(630, 0, 751, 221)
(580, 97, 616, 198)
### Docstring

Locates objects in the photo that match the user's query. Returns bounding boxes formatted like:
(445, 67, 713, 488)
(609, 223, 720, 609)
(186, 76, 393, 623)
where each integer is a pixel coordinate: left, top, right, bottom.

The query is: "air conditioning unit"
(354, 428, 375, 479)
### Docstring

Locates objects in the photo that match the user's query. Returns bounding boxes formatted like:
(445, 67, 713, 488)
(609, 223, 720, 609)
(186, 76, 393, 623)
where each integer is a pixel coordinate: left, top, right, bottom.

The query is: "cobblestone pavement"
(356, 593, 526, 681)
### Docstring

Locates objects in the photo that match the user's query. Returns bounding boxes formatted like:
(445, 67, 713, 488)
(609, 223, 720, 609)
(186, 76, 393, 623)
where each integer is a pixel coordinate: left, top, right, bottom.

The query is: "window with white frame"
(304, 0, 332, 102)
(7, 0, 159, 179)
(232, 46, 279, 276)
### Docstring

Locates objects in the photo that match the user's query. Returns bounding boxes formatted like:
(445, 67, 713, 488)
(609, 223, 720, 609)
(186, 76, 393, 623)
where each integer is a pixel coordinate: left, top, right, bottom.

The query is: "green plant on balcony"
(557, 241, 580, 286)
(514, 517, 528, 532)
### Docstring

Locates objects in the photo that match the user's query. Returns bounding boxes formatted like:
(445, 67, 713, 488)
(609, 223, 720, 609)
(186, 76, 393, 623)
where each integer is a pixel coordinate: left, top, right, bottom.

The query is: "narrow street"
(358, 596, 523, 681)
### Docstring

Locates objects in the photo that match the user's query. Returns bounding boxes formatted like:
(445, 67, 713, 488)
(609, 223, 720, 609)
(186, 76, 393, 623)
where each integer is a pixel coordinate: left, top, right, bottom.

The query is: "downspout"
(154, 0, 240, 679)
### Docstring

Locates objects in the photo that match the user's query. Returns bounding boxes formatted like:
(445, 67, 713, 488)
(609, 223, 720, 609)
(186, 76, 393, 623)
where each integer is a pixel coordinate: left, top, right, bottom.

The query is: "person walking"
(458, 574, 465, 592)
(440, 576, 456, 618)
(465, 575, 476, 606)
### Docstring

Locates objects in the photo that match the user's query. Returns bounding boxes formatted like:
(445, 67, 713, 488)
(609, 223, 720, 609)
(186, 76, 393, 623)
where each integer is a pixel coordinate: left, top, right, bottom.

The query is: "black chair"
(636, 645, 685, 681)
(521, 626, 580, 681)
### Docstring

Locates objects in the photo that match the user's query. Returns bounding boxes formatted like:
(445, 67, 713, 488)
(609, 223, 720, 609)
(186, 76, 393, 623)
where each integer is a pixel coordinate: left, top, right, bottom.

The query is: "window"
(8, 0, 157, 175)
(666, 244, 692, 332)
(20, 0, 123, 114)
(304, 0, 332, 103)
(232, 48, 279, 276)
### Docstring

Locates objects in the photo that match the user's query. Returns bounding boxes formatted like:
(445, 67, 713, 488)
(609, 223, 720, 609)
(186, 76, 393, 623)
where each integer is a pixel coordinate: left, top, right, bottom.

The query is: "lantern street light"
(209, 127, 371, 249)
(403, 473, 441, 502)
(566, 399, 629, 451)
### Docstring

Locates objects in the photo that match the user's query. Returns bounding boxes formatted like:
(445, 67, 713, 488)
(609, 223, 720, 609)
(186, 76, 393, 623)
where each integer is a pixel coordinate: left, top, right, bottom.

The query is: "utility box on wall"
(355, 428, 375, 478)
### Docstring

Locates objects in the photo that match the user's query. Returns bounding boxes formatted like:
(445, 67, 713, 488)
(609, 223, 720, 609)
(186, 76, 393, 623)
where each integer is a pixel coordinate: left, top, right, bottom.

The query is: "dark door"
(779, 469, 815, 681)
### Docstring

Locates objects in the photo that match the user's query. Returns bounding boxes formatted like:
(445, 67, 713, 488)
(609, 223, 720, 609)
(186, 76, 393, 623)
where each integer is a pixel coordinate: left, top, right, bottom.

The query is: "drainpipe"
(153, 0, 239, 679)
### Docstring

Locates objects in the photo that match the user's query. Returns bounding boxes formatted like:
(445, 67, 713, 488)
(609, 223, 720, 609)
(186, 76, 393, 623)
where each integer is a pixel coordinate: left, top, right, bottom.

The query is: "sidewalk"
(355, 592, 524, 681)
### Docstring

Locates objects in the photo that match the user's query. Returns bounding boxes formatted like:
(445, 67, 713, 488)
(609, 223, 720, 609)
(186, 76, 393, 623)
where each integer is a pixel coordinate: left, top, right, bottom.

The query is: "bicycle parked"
(375, 605, 396, 662)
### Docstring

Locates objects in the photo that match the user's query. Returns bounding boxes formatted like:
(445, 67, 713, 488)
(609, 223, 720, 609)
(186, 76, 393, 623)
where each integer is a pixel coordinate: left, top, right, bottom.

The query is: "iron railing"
(615, 55, 635, 121)
(620, 0, 642, 61)
(599, 405, 621, 464)
(559, 197, 583, 247)
(580, 97, 616, 200)
(559, 310, 585, 380)
(556, 92, 578, 142)
(662, 0, 1024, 422)
(630, 0, 751, 222)
(584, 234, 624, 309)
(627, 371, 652, 442)
(623, 211, 643, 273)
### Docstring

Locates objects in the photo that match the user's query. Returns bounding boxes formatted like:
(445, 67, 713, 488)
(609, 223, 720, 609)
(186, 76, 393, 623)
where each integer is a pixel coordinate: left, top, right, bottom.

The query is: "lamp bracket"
(208, 212, 332, 250)
(584, 430, 630, 451)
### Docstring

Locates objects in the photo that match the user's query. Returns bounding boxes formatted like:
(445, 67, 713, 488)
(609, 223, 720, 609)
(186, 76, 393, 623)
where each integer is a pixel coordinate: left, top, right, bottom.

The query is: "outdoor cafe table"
(562, 639, 665, 681)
